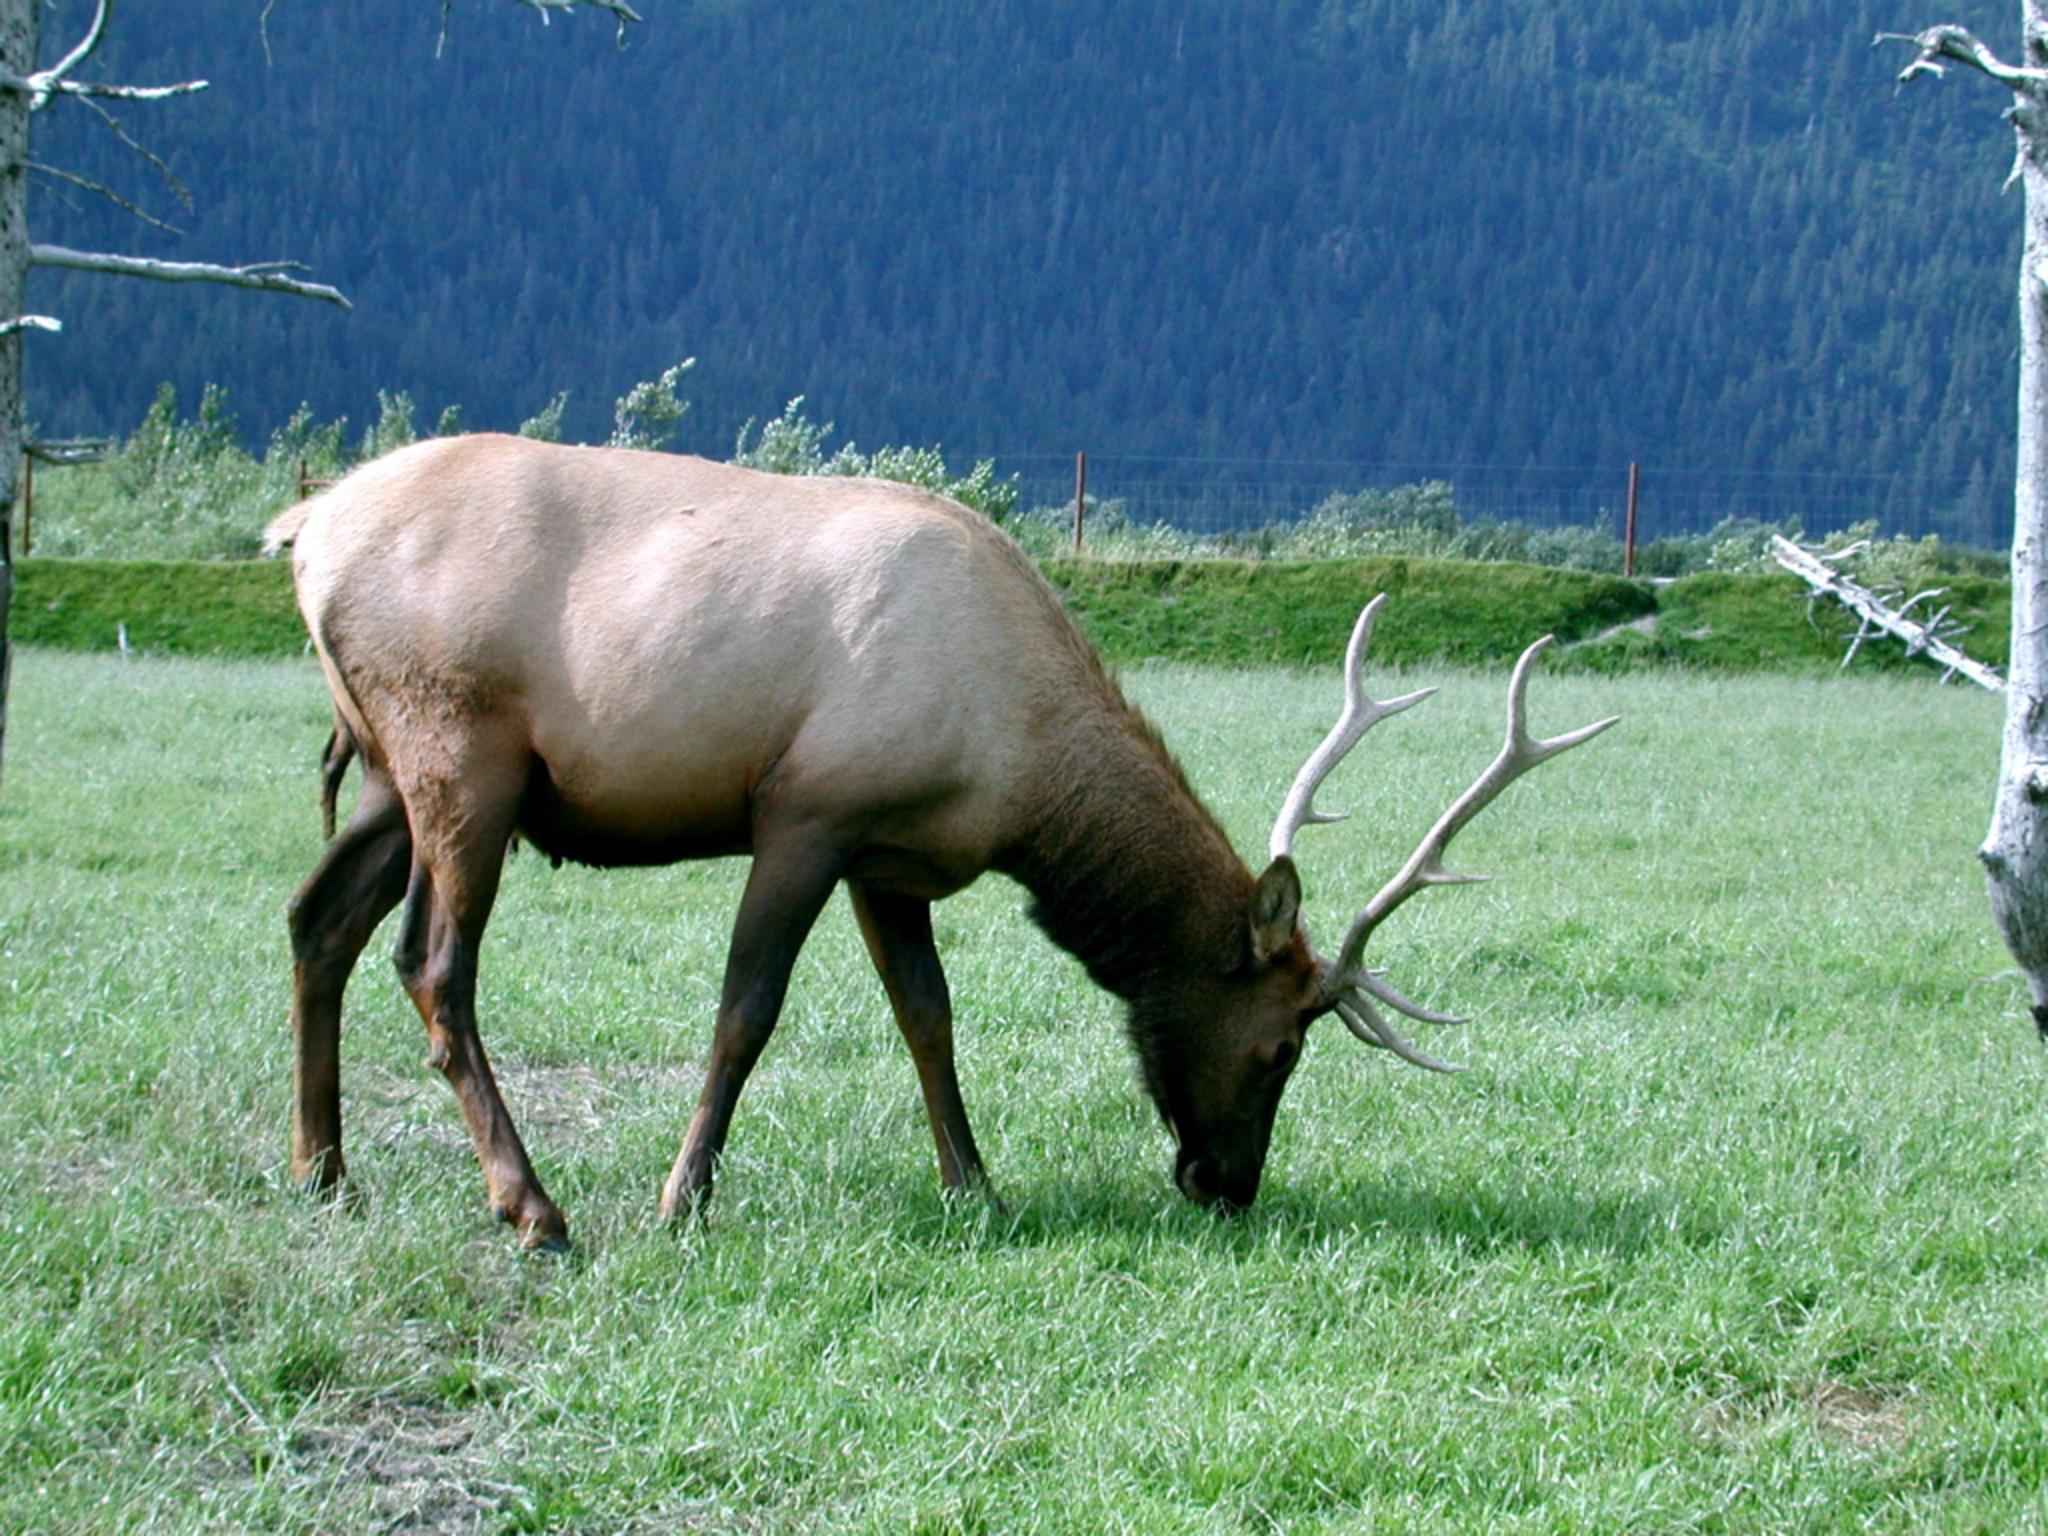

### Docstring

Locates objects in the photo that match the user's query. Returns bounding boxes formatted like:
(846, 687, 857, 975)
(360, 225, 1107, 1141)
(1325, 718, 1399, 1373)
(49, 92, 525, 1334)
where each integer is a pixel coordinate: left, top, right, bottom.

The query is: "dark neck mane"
(999, 684, 1254, 1004)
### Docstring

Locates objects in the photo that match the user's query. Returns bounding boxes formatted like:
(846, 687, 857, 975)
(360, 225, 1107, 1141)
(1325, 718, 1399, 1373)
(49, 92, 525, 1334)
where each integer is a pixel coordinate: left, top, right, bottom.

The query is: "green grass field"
(1, 646, 2041, 1533)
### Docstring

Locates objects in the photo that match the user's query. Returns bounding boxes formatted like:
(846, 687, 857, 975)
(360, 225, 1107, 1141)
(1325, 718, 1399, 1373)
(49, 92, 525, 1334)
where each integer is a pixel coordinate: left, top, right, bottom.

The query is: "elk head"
(1157, 594, 1618, 1209)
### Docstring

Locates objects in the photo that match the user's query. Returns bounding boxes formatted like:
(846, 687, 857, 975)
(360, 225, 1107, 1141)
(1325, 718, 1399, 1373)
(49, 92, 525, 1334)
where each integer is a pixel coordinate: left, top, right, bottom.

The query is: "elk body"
(267, 434, 1613, 1249)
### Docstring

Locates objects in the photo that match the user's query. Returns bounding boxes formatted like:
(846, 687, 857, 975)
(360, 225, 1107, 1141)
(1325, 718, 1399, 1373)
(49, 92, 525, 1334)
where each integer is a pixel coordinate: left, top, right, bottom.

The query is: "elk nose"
(1176, 1154, 1216, 1205)
(1175, 1153, 1257, 1211)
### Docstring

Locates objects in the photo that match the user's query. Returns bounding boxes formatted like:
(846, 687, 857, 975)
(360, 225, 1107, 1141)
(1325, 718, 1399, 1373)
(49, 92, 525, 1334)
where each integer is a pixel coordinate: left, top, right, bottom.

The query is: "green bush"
(29, 384, 297, 561)
(28, 383, 2006, 585)
(732, 396, 1020, 523)
(609, 359, 696, 450)
(518, 391, 571, 442)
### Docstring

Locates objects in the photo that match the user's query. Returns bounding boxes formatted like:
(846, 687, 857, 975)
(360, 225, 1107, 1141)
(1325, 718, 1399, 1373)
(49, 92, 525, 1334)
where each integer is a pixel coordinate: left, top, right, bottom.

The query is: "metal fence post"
(1623, 461, 1640, 577)
(1072, 451, 1087, 554)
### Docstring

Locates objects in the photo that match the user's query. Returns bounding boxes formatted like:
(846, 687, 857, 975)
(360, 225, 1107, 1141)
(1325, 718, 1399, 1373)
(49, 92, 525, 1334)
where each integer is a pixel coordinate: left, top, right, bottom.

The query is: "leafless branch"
(516, 0, 646, 41)
(437, 0, 647, 54)
(29, 162, 183, 234)
(1843, 611, 1876, 668)
(26, 438, 114, 464)
(15, 0, 112, 107)
(1876, 25, 2048, 88)
(0, 0, 207, 110)
(38, 78, 208, 106)
(59, 86, 197, 219)
(1771, 535, 2004, 690)
(70, 93, 194, 210)
(30, 244, 351, 310)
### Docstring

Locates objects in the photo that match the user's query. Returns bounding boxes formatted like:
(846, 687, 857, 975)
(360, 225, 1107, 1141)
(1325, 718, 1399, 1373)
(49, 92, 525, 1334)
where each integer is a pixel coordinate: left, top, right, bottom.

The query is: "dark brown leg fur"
(285, 772, 410, 1194)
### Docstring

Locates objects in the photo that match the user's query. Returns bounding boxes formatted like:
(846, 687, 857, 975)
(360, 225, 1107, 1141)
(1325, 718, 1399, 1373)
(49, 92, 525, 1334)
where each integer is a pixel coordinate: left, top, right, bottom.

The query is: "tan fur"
(278, 436, 1106, 888)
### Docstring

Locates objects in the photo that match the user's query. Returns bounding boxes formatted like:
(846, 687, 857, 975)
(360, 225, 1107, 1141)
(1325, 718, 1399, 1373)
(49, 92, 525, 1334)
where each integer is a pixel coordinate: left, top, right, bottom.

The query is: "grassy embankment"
(0, 642, 2034, 1532)
(10, 552, 2014, 677)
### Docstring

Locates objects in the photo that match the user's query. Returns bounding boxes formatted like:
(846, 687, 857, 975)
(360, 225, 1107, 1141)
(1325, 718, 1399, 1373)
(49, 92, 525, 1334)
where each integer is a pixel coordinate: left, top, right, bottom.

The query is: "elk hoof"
(291, 1150, 348, 1199)
(496, 1195, 570, 1253)
(940, 1169, 1007, 1219)
(659, 1157, 715, 1225)
(658, 1186, 712, 1228)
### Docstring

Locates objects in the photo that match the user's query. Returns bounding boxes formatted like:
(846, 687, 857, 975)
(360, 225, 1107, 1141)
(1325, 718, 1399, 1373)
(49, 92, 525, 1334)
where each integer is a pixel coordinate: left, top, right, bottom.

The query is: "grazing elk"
(265, 434, 1614, 1249)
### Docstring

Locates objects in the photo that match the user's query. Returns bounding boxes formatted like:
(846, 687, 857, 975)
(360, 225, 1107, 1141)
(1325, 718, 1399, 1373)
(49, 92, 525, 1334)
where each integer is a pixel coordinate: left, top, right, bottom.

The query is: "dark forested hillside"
(23, 0, 2029, 540)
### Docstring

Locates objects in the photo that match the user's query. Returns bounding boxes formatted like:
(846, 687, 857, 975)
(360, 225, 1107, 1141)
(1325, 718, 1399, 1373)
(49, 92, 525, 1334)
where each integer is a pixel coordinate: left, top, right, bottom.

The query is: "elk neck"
(997, 687, 1256, 1008)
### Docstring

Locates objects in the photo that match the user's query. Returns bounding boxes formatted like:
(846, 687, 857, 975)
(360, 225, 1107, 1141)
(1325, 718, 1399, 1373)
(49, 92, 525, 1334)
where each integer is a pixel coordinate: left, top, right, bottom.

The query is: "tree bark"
(1885, 9, 2048, 1031)
(1983, 13, 2048, 1033)
(0, 0, 33, 790)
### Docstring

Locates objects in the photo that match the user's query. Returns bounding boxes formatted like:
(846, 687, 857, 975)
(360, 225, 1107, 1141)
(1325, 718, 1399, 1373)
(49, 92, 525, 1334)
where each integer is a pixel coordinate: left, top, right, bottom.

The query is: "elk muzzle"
(1173, 1142, 1264, 1210)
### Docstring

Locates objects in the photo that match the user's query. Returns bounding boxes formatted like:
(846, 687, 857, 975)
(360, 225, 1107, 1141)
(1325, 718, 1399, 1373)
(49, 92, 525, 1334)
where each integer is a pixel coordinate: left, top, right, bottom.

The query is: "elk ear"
(1248, 856, 1302, 965)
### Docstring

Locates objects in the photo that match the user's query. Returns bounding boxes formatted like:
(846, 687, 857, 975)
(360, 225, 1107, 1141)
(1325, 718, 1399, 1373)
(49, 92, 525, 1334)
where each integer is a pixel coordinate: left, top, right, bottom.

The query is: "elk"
(265, 434, 1615, 1249)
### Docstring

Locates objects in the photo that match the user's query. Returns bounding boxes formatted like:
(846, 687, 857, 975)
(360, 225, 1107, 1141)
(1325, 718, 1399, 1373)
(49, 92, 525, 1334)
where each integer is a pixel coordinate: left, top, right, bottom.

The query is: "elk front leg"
(284, 772, 411, 1196)
(848, 882, 989, 1193)
(661, 830, 844, 1220)
(393, 801, 569, 1251)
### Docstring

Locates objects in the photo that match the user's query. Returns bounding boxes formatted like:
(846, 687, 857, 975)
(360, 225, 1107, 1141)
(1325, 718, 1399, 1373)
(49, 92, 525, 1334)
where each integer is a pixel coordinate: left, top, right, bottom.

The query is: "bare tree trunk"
(1983, 26, 2048, 1032)
(0, 0, 32, 789)
(1884, 9, 2048, 1030)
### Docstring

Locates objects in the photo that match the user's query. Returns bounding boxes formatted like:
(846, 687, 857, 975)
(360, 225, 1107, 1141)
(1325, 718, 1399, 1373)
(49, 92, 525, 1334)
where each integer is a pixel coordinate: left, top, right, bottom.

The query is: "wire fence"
(992, 454, 2009, 550)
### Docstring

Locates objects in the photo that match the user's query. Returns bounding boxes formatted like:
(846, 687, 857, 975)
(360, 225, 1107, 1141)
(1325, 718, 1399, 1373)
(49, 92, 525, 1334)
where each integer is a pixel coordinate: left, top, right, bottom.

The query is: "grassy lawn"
(0, 646, 2040, 1533)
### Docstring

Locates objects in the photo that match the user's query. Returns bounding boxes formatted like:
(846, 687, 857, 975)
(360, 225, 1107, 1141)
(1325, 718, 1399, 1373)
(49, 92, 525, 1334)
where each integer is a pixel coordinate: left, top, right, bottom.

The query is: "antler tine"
(1356, 967, 1466, 1026)
(1328, 633, 1619, 989)
(1334, 997, 1462, 1074)
(1267, 594, 1437, 863)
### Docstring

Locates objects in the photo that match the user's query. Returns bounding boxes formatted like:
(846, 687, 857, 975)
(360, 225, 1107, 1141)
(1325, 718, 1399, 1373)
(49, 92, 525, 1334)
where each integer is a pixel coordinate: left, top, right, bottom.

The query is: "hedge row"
(8, 555, 2012, 677)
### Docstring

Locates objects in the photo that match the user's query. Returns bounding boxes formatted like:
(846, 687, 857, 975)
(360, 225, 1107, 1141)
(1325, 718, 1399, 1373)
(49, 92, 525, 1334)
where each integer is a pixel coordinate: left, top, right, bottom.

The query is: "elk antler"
(1268, 595, 1436, 863)
(1274, 598, 1619, 1072)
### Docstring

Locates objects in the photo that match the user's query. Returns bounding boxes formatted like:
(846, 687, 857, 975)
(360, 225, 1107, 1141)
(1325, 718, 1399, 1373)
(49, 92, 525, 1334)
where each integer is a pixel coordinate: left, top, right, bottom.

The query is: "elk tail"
(261, 499, 315, 557)
(318, 714, 358, 840)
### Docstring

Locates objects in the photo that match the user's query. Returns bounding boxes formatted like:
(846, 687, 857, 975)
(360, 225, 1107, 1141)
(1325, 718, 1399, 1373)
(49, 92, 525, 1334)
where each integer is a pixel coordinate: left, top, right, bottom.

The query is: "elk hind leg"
(848, 882, 989, 1194)
(661, 829, 844, 1220)
(285, 771, 411, 1196)
(393, 761, 568, 1250)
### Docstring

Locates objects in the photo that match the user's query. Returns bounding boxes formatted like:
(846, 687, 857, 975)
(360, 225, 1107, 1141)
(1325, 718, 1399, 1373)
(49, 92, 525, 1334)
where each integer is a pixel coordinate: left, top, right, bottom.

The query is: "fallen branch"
(1771, 535, 2003, 691)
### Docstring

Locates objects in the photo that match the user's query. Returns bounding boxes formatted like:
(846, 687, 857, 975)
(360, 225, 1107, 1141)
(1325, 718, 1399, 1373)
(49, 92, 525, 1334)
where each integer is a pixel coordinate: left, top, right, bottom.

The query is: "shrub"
(609, 359, 695, 451)
(518, 391, 571, 442)
(359, 389, 419, 460)
(732, 396, 1019, 523)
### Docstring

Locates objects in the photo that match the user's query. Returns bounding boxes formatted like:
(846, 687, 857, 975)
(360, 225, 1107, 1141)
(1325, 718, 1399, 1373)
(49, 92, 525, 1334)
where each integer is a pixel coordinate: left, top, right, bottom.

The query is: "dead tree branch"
(30, 244, 352, 309)
(1877, 24, 2048, 189)
(438, 0, 648, 54)
(0, 0, 207, 110)
(512, 0, 645, 38)
(1771, 534, 2004, 691)
(30, 161, 182, 233)
(1, 0, 108, 107)
(1876, 25, 2048, 87)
